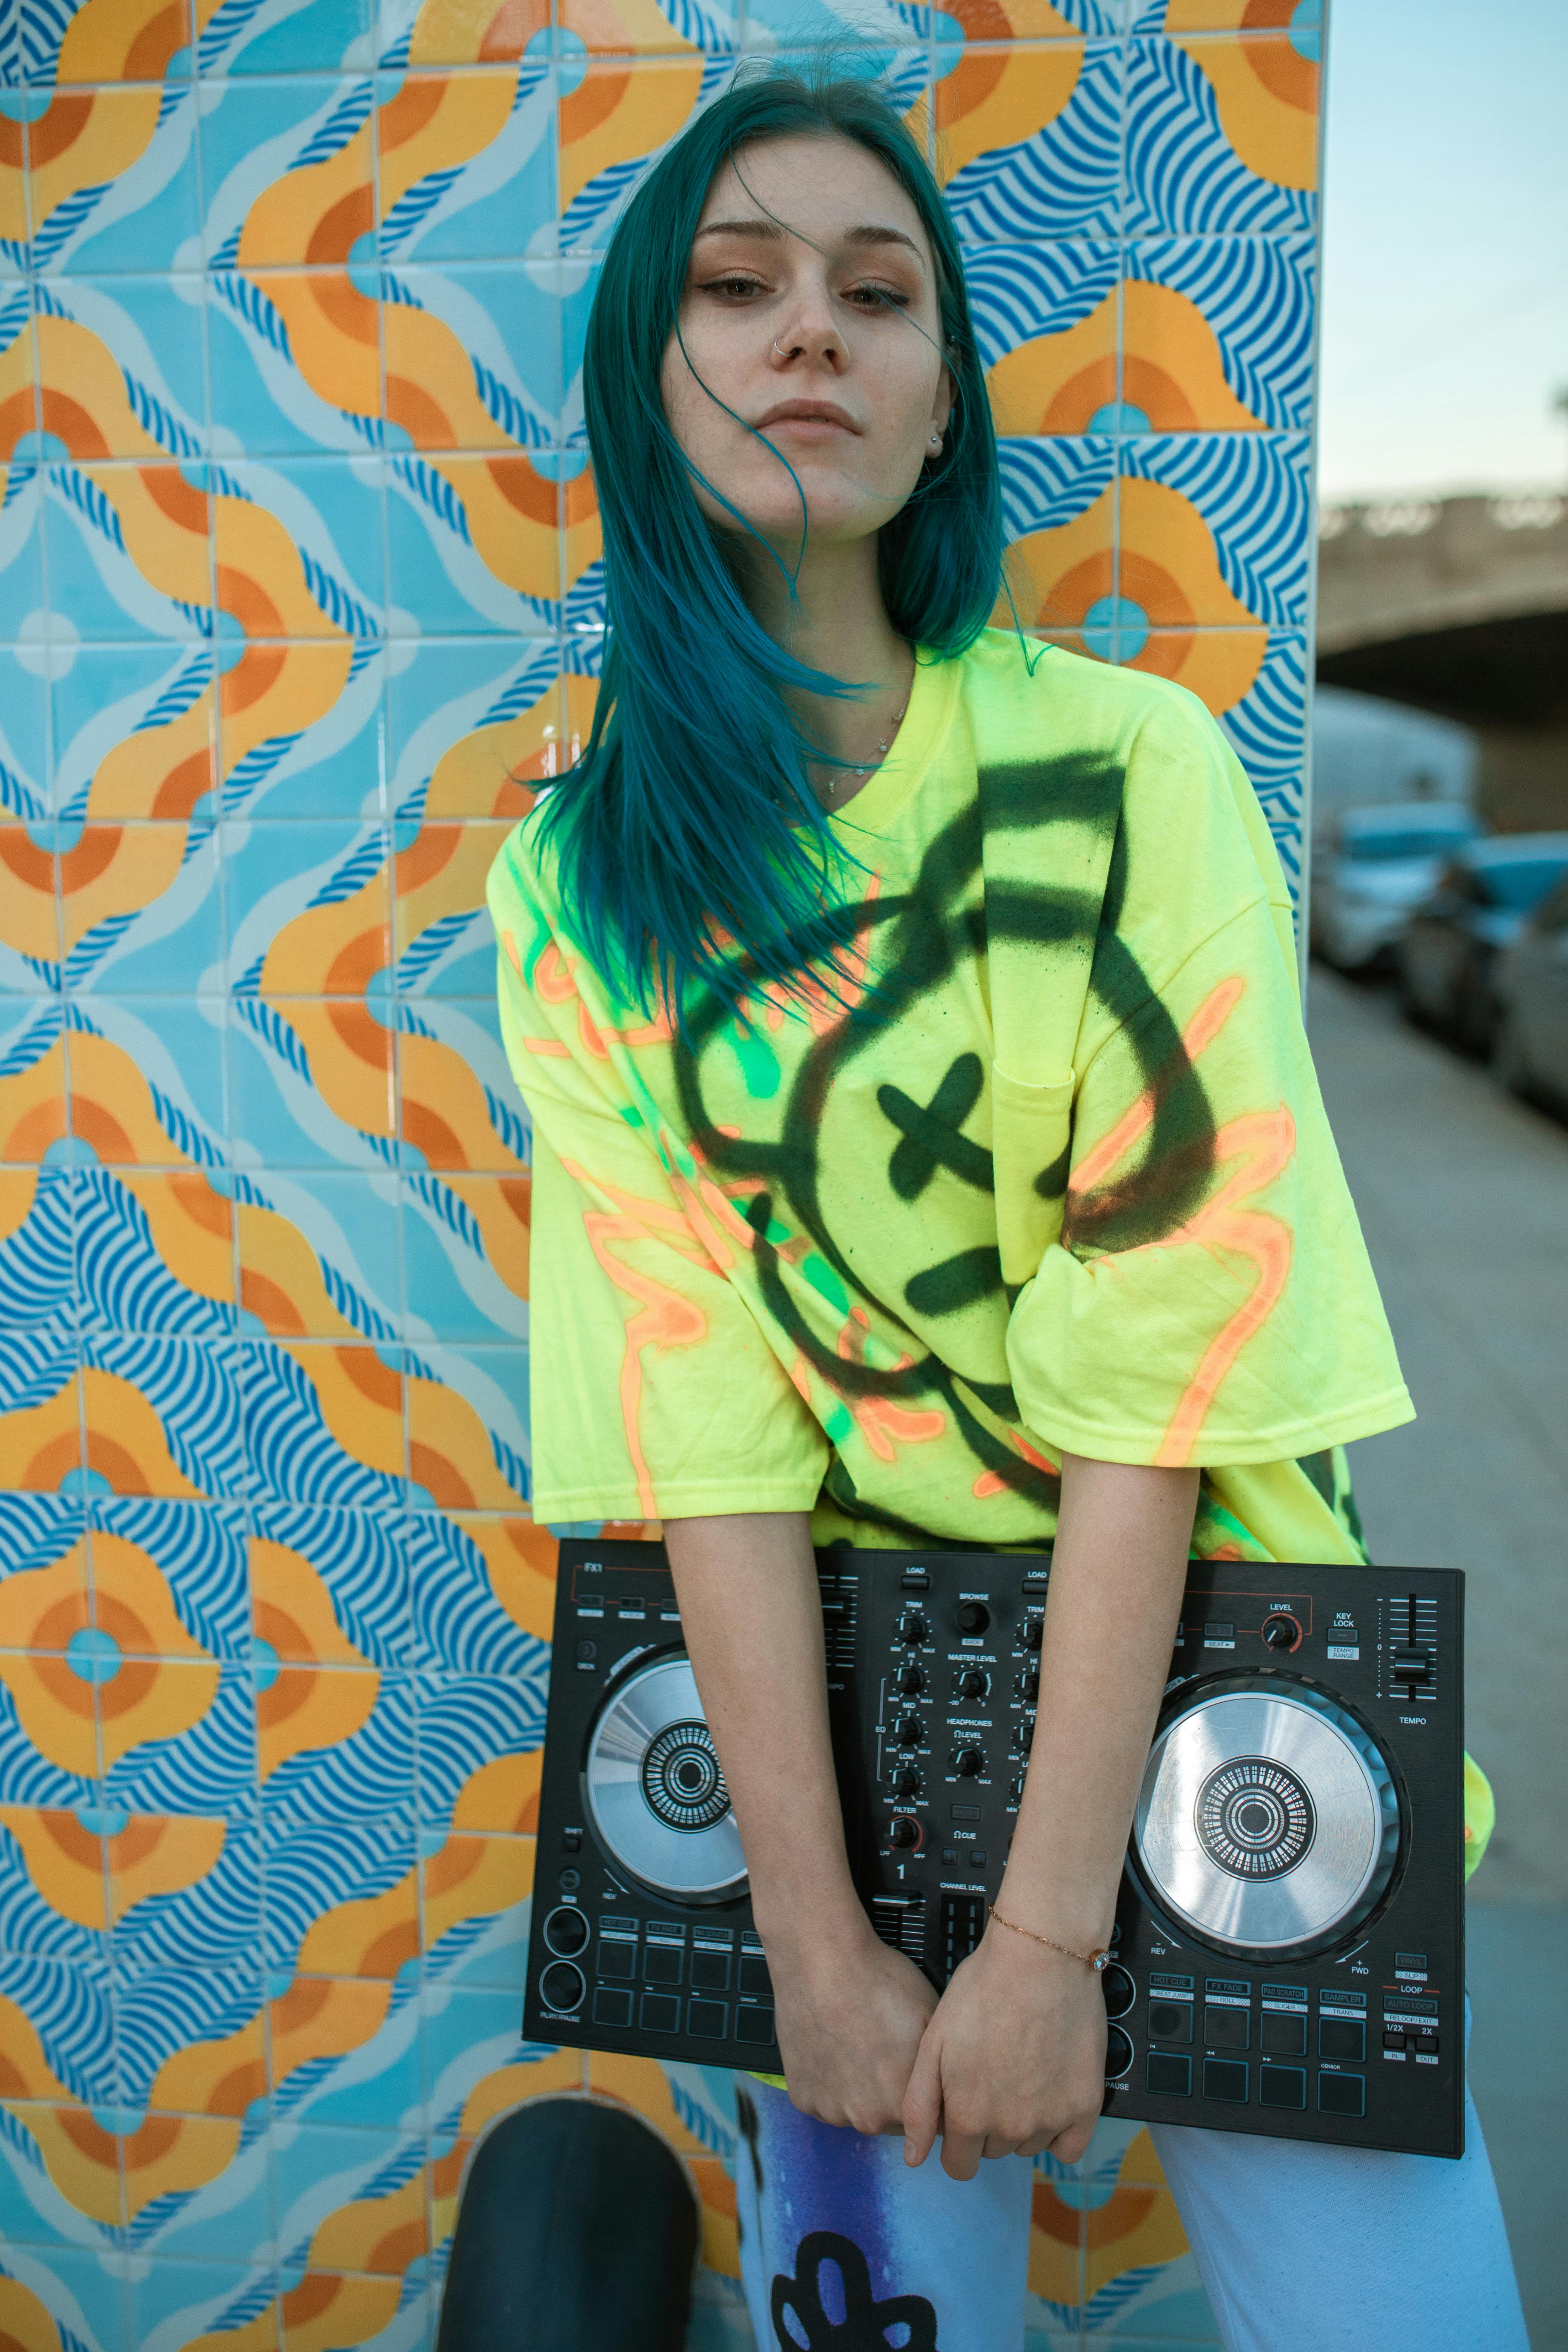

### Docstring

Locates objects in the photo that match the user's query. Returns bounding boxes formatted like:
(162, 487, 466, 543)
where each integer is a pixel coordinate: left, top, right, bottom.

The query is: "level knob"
(957, 1666, 989, 1701)
(888, 1816, 919, 1849)
(956, 1601, 991, 1637)
(954, 1744, 986, 1777)
(895, 1712, 924, 1748)
(896, 1660, 928, 1696)
(898, 1609, 929, 1647)
(891, 1763, 922, 1799)
(1262, 1614, 1299, 1650)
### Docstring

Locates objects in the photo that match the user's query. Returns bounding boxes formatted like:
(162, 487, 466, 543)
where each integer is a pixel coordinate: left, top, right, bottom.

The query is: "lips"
(755, 400, 860, 434)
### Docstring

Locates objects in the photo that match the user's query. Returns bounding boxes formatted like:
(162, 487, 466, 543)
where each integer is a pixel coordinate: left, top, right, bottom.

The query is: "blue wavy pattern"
(81, 1331, 242, 1496)
(944, 46, 1123, 246)
(242, 1340, 405, 1510)
(0, 1171, 73, 1328)
(965, 242, 1119, 374)
(112, 1828, 262, 1973)
(415, 1672, 548, 1838)
(91, 1493, 247, 1659)
(408, 1514, 549, 1678)
(998, 438, 1115, 540)
(0, 1953, 116, 2105)
(0, 1491, 85, 1573)
(249, 1501, 407, 1662)
(261, 1816, 415, 1970)
(262, 1676, 414, 1826)
(74, 1172, 232, 1337)
(1126, 41, 1316, 236)
(102, 1671, 256, 1818)
(1119, 435, 1311, 622)
(1128, 234, 1317, 431)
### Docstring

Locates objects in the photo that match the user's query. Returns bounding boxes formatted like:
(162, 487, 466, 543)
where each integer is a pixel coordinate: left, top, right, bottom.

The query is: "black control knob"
(898, 1609, 928, 1647)
(1104, 2025, 1134, 2081)
(888, 1816, 919, 1849)
(954, 1744, 986, 1777)
(538, 1960, 586, 2016)
(957, 1666, 989, 1701)
(955, 1600, 991, 1638)
(1023, 1616, 1043, 1652)
(891, 1763, 922, 1799)
(1014, 1718, 1034, 1755)
(1100, 1963, 1135, 2020)
(542, 1904, 590, 1959)
(895, 1712, 924, 1748)
(1262, 1614, 1299, 1650)
(1009, 1774, 1026, 1805)
(1017, 1665, 1039, 1702)
(896, 1660, 928, 1697)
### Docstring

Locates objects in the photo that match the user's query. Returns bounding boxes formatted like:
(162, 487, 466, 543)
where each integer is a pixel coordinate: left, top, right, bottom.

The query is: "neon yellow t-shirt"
(487, 630, 1415, 1569)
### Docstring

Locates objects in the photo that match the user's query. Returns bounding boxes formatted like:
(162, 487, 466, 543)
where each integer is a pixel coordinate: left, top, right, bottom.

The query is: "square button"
(1383, 2029, 1408, 2053)
(1260, 2011, 1306, 2057)
(1259, 2065, 1307, 2111)
(686, 1999, 728, 2039)
(638, 1992, 681, 2034)
(1204, 2005, 1249, 2051)
(1145, 2051, 1192, 2097)
(643, 1944, 683, 1986)
(1319, 2017, 1365, 2064)
(739, 1954, 773, 1999)
(690, 1949, 731, 1992)
(597, 1940, 636, 1979)
(734, 2005, 776, 2047)
(1203, 2059, 1249, 2105)
(1318, 2071, 1366, 2118)
(592, 1986, 633, 2029)
(1148, 2000, 1192, 2044)
(1415, 2032, 1439, 2054)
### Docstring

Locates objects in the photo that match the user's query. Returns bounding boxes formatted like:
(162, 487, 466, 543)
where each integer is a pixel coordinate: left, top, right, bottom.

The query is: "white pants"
(734, 2059, 1527, 2351)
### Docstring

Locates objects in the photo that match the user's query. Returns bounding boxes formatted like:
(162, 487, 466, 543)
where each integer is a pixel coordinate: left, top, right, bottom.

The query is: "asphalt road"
(1307, 960, 1568, 2347)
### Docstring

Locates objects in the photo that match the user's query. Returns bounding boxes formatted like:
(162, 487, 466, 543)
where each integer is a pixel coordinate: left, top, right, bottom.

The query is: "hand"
(902, 1926, 1107, 2180)
(767, 1922, 939, 2137)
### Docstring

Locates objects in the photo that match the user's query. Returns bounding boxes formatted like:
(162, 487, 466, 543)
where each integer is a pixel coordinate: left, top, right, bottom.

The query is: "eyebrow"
(692, 218, 926, 264)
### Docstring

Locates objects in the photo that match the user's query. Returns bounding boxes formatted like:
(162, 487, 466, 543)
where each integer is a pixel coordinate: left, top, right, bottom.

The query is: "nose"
(770, 278, 846, 371)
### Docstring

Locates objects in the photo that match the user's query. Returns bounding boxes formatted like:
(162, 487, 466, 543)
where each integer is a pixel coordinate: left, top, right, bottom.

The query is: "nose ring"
(773, 337, 791, 357)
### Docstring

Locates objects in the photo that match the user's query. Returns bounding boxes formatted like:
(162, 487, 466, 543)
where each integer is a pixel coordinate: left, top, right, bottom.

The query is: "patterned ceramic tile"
(1124, 34, 1318, 237)
(939, 40, 1124, 247)
(0, 0, 1322, 2336)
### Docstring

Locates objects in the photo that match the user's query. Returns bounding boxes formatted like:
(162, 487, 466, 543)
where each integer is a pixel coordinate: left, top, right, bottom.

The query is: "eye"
(844, 282, 913, 311)
(698, 272, 768, 300)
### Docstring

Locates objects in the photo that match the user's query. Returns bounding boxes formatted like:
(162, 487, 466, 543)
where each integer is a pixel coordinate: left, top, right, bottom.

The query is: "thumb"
(902, 2019, 943, 2168)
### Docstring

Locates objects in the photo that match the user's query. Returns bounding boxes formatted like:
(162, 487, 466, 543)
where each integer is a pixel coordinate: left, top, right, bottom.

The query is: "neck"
(740, 533, 914, 784)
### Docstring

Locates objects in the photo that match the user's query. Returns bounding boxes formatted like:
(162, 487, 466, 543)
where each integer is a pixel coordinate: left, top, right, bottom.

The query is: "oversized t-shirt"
(486, 630, 1415, 1571)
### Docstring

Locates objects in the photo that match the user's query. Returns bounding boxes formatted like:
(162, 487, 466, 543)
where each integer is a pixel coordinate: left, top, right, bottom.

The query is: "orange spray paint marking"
(973, 1429, 1059, 1499)
(1152, 1105, 1296, 1468)
(1069, 976, 1247, 1200)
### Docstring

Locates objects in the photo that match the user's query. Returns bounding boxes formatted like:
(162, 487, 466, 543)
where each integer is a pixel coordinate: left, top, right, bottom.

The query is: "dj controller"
(524, 1540, 1464, 2158)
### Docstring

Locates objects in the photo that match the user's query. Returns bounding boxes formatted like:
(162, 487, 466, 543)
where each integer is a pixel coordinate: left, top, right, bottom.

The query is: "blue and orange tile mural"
(0, 0, 1324, 2343)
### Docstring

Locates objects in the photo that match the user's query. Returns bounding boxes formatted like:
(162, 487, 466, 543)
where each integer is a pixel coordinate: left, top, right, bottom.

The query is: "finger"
(1015, 2131, 1054, 2159)
(902, 2028, 943, 2168)
(939, 2125, 984, 2183)
(980, 2133, 1022, 2162)
(1049, 2117, 1097, 2168)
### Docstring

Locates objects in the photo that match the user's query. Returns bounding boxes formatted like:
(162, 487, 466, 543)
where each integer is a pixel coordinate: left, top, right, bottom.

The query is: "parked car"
(1494, 872, 1568, 1109)
(1397, 833, 1568, 1053)
(1310, 802, 1481, 973)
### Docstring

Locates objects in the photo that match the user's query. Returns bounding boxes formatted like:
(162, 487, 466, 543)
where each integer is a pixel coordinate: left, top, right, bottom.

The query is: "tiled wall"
(0, 1, 1321, 2346)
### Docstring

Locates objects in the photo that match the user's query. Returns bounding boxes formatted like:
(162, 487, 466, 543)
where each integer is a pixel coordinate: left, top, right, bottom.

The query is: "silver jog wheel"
(584, 1654, 748, 1901)
(1132, 1677, 1400, 1958)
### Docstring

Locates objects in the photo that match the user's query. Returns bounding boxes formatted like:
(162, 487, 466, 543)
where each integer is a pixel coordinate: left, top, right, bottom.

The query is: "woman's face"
(661, 134, 953, 553)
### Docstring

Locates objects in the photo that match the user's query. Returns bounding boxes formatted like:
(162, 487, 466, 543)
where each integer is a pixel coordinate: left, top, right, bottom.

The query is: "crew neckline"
(827, 645, 960, 839)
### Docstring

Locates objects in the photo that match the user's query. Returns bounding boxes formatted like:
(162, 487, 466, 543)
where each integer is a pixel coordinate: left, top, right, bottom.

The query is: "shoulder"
(486, 798, 566, 983)
(958, 629, 1227, 755)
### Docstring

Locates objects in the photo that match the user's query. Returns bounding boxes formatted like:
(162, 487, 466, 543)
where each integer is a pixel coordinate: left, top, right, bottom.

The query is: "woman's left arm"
(902, 1451, 1198, 2180)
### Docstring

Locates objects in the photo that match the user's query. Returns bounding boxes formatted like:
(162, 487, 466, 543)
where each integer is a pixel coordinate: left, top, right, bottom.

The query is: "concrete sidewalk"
(1307, 964, 1568, 2347)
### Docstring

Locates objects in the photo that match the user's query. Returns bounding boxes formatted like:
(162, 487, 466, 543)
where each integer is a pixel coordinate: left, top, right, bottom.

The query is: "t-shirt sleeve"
(489, 839, 830, 1523)
(1006, 686, 1414, 1469)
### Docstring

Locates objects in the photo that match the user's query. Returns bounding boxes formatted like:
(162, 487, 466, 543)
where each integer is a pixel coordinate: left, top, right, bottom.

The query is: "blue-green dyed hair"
(538, 62, 1005, 1016)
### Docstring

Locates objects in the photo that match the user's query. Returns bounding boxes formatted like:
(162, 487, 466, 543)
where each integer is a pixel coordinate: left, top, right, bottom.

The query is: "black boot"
(435, 2095, 701, 2352)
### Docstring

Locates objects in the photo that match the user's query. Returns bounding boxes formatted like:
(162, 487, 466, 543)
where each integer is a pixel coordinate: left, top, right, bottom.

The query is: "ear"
(932, 361, 955, 438)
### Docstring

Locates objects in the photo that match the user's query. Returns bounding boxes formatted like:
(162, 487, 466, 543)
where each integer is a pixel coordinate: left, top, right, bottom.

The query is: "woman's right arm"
(664, 1510, 937, 2133)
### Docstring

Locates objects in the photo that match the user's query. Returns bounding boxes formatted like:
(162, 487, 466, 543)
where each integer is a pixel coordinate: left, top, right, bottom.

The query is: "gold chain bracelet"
(987, 1903, 1112, 1973)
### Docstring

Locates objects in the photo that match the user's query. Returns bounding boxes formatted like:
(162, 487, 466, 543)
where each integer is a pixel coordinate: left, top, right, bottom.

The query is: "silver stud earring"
(929, 430, 942, 448)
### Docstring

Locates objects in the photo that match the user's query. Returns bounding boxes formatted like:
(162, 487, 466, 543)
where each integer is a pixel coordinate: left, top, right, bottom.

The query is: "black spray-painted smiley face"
(667, 750, 1223, 1542)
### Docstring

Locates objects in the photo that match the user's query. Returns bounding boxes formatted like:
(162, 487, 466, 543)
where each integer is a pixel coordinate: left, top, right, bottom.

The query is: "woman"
(488, 67, 1526, 2352)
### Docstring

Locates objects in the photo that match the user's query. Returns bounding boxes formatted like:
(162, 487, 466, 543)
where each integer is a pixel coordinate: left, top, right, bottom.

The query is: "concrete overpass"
(1314, 491, 1568, 829)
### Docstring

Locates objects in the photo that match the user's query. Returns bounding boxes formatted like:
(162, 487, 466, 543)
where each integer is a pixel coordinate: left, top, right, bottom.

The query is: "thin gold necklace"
(819, 696, 910, 802)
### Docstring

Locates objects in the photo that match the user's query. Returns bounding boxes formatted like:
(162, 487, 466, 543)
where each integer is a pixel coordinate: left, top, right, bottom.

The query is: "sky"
(1317, 0, 1568, 503)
